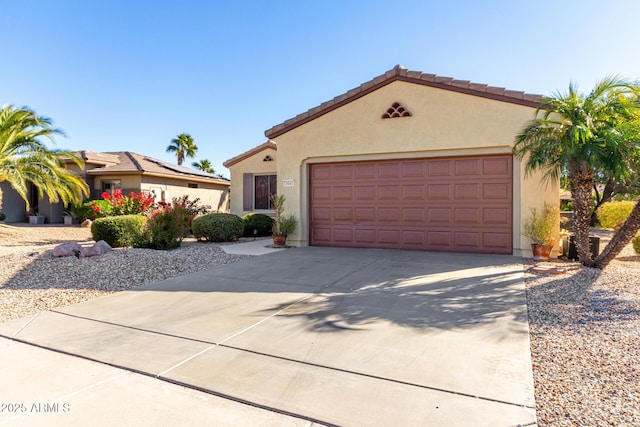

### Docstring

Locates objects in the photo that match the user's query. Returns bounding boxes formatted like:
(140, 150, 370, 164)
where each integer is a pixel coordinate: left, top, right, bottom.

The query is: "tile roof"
(223, 140, 277, 168)
(79, 151, 229, 185)
(264, 65, 543, 139)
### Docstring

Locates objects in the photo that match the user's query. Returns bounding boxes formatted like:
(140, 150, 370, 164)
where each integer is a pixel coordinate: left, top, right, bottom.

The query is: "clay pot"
(531, 243, 553, 261)
(272, 234, 287, 247)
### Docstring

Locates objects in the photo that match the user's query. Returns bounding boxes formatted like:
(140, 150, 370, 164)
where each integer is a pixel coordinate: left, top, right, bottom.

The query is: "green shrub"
(633, 235, 640, 255)
(596, 201, 636, 229)
(171, 195, 211, 235)
(71, 200, 112, 221)
(134, 206, 185, 250)
(242, 213, 274, 237)
(91, 215, 147, 248)
(192, 213, 244, 242)
(0, 212, 5, 221)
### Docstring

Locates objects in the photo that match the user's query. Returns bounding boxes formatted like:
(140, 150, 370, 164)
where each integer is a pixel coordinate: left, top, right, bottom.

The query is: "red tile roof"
(223, 140, 277, 168)
(264, 65, 543, 139)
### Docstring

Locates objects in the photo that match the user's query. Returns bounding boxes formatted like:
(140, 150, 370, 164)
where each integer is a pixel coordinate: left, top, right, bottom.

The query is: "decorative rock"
(81, 240, 112, 257)
(52, 242, 83, 257)
(80, 219, 92, 228)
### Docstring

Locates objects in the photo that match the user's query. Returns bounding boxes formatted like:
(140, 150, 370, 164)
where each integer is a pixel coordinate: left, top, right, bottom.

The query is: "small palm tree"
(191, 158, 215, 174)
(514, 76, 640, 269)
(0, 105, 88, 208)
(166, 132, 198, 165)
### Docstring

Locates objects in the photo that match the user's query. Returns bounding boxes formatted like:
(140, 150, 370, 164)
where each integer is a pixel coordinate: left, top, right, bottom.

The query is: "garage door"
(309, 155, 513, 254)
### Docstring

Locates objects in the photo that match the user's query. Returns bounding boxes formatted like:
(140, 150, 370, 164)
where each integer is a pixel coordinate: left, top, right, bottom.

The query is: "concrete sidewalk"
(0, 247, 536, 426)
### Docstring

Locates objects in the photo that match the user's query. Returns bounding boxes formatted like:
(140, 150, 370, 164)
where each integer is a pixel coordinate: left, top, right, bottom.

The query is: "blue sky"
(2, 1, 639, 178)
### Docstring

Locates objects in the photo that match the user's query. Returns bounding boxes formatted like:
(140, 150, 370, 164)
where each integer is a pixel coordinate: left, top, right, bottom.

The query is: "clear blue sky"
(2, 1, 639, 178)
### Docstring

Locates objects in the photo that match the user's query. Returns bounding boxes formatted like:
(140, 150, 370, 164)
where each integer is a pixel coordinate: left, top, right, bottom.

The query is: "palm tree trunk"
(569, 167, 596, 267)
(595, 200, 640, 269)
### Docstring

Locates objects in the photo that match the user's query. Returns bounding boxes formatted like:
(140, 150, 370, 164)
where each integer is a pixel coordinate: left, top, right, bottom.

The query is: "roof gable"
(265, 65, 543, 139)
(223, 140, 277, 168)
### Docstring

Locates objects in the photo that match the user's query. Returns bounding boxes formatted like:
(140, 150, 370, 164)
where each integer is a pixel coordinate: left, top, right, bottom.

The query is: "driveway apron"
(0, 247, 536, 426)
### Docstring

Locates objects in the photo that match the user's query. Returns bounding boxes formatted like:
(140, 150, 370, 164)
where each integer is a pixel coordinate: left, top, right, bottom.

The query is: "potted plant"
(63, 210, 75, 225)
(270, 194, 297, 247)
(522, 202, 559, 261)
(28, 208, 45, 225)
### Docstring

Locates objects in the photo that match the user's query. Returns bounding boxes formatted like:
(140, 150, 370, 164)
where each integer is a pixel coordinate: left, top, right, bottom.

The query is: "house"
(224, 65, 558, 257)
(0, 151, 230, 223)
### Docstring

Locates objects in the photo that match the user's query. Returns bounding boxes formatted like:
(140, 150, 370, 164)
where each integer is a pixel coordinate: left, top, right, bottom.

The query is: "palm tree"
(514, 77, 640, 269)
(166, 132, 198, 165)
(0, 105, 88, 208)
(191, 158, 215, 174)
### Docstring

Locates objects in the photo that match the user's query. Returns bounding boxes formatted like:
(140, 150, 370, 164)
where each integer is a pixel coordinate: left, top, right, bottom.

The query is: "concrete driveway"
(0, 247, 536, 426)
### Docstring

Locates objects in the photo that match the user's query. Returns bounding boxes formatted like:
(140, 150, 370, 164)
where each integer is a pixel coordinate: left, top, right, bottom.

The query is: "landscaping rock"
(80, 219, 92, 228)
(52, 242, 83, 258)
(81, 240, 112, 257)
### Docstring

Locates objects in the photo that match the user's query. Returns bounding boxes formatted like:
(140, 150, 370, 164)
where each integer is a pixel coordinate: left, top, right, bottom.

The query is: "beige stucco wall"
(141, 176, 230, 213)
(226, 147, 277, 216)
(269, 80, 558, 256)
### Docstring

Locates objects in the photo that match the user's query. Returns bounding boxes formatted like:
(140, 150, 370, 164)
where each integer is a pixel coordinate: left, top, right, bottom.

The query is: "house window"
(188, 183, 198, 188)
(254, 174, 277, 210)
(101, 180, 121, 194)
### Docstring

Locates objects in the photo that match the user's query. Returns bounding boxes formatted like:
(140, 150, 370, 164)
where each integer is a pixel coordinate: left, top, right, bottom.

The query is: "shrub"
(192, 213, 244, 242)
(522, 202, 559, 245)
(633, 235, 640, 255)
(596, 201, 636, 229)
(102, 190, 155, 216)
(91, 215, 147, 248)
(71, 200, 112, 221)
(171, 195, 211, 234)
(242, 213, 274, 237)
(134, 206, 185, 250)
(0, 212, 5, 221)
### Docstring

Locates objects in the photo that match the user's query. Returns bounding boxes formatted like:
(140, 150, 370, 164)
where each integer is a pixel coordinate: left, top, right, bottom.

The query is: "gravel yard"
(1, 224, 639, 425)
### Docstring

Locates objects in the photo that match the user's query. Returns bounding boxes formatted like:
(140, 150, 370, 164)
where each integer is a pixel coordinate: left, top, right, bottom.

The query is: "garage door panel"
(310, 155, 512, 254)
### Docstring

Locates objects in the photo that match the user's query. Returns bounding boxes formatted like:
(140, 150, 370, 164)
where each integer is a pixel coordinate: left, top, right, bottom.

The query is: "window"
(254, 174, 277, 210)
(188, 183, 198, 188)
(101, 180, 121, 194)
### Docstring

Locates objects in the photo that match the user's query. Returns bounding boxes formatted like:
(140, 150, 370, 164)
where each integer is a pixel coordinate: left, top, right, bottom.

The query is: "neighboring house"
(224, 65, 558, 256)
(0, 151, 230, 223)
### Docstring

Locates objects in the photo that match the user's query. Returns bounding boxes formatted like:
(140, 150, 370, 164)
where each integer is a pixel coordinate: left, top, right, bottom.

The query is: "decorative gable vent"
(263, 155, 274, 162)
(382, 102, 412, 119)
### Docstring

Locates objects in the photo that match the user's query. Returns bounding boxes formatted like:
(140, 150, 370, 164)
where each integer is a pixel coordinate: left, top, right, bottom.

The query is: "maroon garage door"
(309, 155, 513, 254)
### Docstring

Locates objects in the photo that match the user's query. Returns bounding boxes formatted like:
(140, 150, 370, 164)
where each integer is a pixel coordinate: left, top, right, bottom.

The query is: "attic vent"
(263, 155, 274, 162)
(382, 102, 412, 119)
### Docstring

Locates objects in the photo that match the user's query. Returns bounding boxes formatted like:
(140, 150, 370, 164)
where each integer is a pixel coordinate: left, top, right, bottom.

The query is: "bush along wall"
(242, 213, 274, 237)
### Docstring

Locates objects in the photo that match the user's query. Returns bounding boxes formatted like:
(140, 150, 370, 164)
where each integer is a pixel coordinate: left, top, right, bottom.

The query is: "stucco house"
(0, 151, 230, 223)
(225, 65, 558, 256)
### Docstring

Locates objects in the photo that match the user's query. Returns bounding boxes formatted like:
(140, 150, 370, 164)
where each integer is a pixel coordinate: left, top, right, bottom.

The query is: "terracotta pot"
(272, 234, 287, 247)
(531, 243, 553, 261)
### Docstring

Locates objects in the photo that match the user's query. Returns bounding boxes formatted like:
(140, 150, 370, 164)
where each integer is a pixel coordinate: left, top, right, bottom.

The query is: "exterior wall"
(140, 177, 230, 213)
(0, 181, 27, 223)
(92, 175, 142, 199)
(271, 80, 559, 255)
(226, 147, 278, 216)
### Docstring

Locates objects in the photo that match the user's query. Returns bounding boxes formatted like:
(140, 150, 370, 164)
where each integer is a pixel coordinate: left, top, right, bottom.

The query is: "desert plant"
(632, 235, 640, 255)
(242, 213, 274, 237)
(270, 194, 297, 236)
(522, 202, 559, 246)
(71, 200, 112, 221)
(596, 201, 637, 229)
(172, 195, 211, 234)
(191, 213, 244, 242)
(135, 205, 185, 250)
(91, 215, 146, 248)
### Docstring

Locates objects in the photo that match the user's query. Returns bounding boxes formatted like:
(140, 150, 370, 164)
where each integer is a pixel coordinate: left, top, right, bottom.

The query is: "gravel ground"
(525, 230, 640, 426)
(0, 224, 251, 323)
(1, 224, 639, 425)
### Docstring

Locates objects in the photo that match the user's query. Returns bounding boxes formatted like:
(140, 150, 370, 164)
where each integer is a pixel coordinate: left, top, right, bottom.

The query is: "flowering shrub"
(134, 205, 187, 250)
(71, 200, 112, 221)
(102, 190, 155, 216)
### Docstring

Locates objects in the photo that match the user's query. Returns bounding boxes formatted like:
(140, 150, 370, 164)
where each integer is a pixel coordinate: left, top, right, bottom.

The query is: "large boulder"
(81, 240, 112, 257)
(52, 242, 83, 258)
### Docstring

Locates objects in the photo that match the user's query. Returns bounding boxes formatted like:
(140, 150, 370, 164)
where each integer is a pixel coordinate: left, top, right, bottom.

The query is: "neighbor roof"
(79, 151, 229, 185)
(265, 65, 543, 139)
(223, 140, 277, 168)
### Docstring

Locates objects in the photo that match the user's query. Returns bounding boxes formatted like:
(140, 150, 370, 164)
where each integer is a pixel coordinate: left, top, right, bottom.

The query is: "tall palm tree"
(514, 77, 640, 269)
(166, 132, 198, 165)
(0, 105, 88, 208)
(191, 158, 215, 174)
